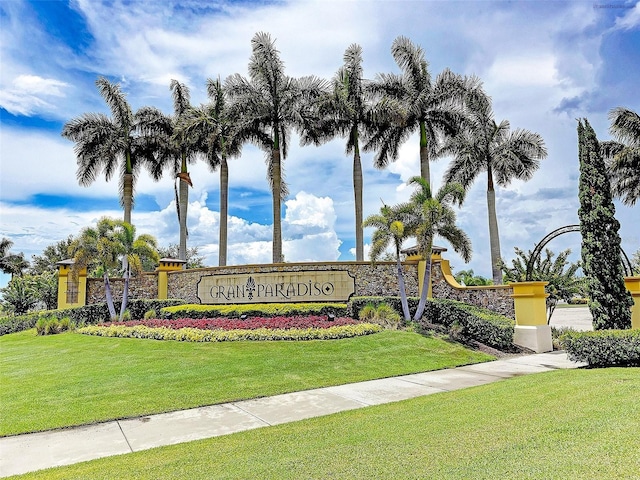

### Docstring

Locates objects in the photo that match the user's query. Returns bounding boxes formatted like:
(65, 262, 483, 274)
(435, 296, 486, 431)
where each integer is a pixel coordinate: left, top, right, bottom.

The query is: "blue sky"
(1, 0, 639, 288)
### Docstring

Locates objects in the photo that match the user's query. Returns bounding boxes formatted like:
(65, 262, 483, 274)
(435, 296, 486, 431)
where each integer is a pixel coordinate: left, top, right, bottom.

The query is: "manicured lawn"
(0, 329, 492, 436)
(12, 368, 640, 479)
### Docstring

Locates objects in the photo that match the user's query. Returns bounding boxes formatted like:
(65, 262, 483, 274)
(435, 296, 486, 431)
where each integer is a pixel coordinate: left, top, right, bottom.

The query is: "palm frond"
(609, 107, 640, 146)
(170, 79, 191, 117)
(95, 77, 132, 129)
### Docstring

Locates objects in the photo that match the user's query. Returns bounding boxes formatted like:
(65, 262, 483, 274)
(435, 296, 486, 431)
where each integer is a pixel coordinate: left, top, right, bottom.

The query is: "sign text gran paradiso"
(196, 270, 356, 304)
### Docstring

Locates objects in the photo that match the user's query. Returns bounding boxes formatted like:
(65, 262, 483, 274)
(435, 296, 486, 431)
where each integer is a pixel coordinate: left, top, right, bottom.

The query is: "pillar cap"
(56, 258, 75, 266)
(159, 258, 187, 264)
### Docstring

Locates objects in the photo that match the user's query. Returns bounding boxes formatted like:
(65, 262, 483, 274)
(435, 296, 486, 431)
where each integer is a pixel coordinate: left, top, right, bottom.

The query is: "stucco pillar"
(625, 277, 640, 329)
(56, 260, 87, 309)
(156, 258, 186, 299)
(417, 253, 444, 299)
(509, 281, 552, 353)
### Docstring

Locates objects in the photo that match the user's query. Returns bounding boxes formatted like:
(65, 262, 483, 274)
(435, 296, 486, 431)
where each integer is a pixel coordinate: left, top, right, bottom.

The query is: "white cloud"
(284, 191, 336, 231)
(486, 56, 559, 88)
(0, 188, 343, 285)
(0, 75, 70, 116)
(0, 128, 80, 200)
(614, 2, 640, 30)
(1, 0, 638, 288)
(12, 75, 68, 96)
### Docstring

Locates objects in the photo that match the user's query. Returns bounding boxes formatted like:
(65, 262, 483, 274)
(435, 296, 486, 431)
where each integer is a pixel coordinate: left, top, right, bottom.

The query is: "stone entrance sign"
(197, 270, 356, 304)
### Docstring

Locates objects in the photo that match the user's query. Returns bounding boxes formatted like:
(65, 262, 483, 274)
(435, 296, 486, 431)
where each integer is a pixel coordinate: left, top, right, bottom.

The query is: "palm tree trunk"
(119, 265, 130, 321)
(396, 253, 410, 321)
(177, 177, 188, 261)
(413, 246, 433, 321)
(419, 120, 430, 185)
(178, 153, 189, 264)
(272, 140, 283, 263)
(413, 238, 433, 321)
(353, 130, 364, 262)
(219, 154, 229, 267)
(486, 169, 503, 284)
(103, 272, 117, 320)
(122, 173, 133, 225)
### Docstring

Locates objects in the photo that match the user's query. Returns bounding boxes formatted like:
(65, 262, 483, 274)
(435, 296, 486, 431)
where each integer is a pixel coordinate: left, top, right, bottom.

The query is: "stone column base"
(514, 325, 553, 353)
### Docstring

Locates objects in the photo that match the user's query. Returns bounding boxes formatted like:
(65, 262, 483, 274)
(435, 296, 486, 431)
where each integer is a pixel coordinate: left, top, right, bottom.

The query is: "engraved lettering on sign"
(196, 271, 356, 304)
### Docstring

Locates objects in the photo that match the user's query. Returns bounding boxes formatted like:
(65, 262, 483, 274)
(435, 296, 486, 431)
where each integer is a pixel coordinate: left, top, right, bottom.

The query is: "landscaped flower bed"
(100, 315, 360, 331)
(77, 316, 382, 342)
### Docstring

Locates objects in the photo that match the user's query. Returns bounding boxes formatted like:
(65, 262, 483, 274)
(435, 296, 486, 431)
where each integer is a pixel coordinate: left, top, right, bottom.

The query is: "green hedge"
(348, 296, 514, 350)
(422, 299, 515, 351)
(0, 311, 43, 336)
(50, 299, 185, 325)
(160, 303, 348, 319)
(347, 296, 420, 319)
(560, 329, 640, 367)
(0, 299, 185, 335)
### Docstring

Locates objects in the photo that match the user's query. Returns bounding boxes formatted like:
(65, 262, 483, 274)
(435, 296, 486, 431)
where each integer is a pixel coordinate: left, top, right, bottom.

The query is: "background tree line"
(3, 34, 637, 318)
(60, 32, 551, 283)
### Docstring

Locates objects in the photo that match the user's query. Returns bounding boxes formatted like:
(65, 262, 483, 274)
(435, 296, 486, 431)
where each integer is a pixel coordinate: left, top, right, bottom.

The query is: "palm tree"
(113, 221, 159, 320)
(500, 247, 584, 323)
(71, 217, 158, 321)
(453, 269, 492, 286)
(225, 32, 327, 263)
(169, 80, 196, 262)
(601, 107, 640, 206)
(300, 44, 375, 261)
(437, 88, 547, 284)
(178, 78, 245, 266)
(406, 176, 472, 320)
(0, 238, 29, 277)
(366, 36, 472, 185)
(62, 77, 166, 224)
(71, 217, 123, 319)
(145, 79, 201, 263)
(363, 202, 414, 321)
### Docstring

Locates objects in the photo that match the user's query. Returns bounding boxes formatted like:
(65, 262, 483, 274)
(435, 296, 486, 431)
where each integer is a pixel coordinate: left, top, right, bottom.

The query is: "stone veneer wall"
(87, 273, 158, 305)
(167, 262, 420, 303)
(82, 259, 514, 318)
(430, 260, 515, 318)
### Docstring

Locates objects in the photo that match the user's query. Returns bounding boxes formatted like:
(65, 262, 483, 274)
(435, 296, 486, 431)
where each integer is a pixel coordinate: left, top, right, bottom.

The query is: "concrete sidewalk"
(0, 351, 584, 478)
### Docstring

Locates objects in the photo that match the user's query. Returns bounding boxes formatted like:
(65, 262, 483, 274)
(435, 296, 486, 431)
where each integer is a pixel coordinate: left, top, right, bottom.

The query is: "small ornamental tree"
(632, 249, 640, 275)
(577, 119, 633, 330)
(500, 247, 584, 323)
(363, 202, 414, 321)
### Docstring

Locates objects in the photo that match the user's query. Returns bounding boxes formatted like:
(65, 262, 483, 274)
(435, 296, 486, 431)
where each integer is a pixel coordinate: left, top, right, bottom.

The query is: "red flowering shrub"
(101, 315, 358, 331)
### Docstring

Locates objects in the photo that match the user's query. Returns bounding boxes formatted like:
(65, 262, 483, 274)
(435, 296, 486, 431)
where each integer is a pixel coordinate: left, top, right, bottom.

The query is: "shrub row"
(0, 309, 78, 336)
(567, 297, 589, 305)
(560, 329, 640, 367)
(347, 296, 419, 319)
(0, 311, 42, 336)
(348, 296, 514, 350)
(36, 316, 73, 335)
(0, 299, 186, 336)
(159, 303, 347, 319)
(420, 299, 515, 350)
(77, 323, 382, 342)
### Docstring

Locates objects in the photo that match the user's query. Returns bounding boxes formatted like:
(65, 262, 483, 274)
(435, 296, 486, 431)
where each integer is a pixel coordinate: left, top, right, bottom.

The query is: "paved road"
(549, 306, 593, 331)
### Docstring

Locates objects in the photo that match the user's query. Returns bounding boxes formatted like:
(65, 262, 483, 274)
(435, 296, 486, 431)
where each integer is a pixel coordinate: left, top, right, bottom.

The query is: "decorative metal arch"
(525, 224, 634, 280)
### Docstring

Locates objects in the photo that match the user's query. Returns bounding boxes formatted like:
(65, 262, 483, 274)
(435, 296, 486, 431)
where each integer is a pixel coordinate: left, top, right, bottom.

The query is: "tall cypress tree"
(577, 119, 633, 330)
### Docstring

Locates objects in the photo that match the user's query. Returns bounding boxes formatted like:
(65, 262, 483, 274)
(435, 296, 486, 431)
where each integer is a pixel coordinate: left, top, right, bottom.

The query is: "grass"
(0, 329, 492, 436)
(11, 368, 640, 479)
